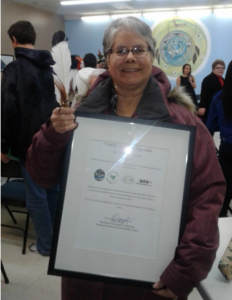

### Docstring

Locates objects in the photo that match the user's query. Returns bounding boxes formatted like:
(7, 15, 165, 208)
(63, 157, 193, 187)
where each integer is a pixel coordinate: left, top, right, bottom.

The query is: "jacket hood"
(76, 67, 106, 97)
(168, 86, 196, 114)
(15, 47, 55, 67)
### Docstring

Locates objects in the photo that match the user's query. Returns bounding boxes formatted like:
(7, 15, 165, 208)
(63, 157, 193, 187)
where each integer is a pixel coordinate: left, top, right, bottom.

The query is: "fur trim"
(168, 86, 196, 114)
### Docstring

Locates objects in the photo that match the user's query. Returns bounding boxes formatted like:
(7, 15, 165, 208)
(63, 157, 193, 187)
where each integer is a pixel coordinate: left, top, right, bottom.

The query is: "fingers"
(198, 108, 205, 116)
(153, 280, 164, 290)
(1, 153, 10, 164)
(54, 107, 75, 115)
(51, 107, 78, 133)
(152, 280, 178, 299)
(152, 287, 178, 299)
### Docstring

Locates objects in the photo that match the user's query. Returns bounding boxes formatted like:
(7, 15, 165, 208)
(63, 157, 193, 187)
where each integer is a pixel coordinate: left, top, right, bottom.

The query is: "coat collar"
(77, 76, 170, 121)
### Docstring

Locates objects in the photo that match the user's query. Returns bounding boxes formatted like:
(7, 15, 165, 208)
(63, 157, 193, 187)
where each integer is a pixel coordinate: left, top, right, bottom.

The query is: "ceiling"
(12, 0, 232, 19)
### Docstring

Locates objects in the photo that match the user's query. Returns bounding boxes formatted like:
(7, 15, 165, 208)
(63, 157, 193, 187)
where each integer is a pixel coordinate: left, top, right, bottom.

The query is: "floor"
(1, 133, 230, 300)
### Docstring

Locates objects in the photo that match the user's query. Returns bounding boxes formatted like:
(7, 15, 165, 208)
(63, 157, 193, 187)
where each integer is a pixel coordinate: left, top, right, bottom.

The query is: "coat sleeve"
(207, 100, 219, 132)
(199, 77, 210, 109)
(160, 124, 225, 299)
(26, 120, 71, 188)
(1, 65, 20, 154)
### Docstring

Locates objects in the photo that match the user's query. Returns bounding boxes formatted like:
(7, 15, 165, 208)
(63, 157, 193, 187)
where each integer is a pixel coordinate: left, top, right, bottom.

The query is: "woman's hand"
(189, 75, 196, 88)
(1, 153, 10, 164)
(153, 280, 178, 299)
(198, 108, 206, 116)
(51, 107, 78, 133)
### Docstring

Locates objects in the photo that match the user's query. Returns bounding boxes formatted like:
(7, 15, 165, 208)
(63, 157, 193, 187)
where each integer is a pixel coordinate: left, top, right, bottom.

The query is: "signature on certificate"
(104, 214, 133, 224)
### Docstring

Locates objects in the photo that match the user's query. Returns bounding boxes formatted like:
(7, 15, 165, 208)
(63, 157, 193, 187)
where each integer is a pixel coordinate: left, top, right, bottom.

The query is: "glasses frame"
(214, 66, 225, 70)
(109, 46, 151, 58)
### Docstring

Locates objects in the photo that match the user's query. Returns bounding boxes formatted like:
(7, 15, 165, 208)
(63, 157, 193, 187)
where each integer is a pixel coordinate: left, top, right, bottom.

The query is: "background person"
(76, 52, 105, 99)
(199, 59, 225, 125)
(1, 21, 59, 256)
(207, 61, 232, 217)
(26, 17, 225, 300)
(176, 64, 198, 107)
(51, 30, 68, 47)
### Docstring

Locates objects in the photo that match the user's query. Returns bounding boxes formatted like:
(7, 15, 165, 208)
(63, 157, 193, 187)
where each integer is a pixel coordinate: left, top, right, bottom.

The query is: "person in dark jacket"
(207, 61, 232, 217)
(1, 21, 59, 256)
(199, 59, 225, 125)
(26, 17, 225, 300)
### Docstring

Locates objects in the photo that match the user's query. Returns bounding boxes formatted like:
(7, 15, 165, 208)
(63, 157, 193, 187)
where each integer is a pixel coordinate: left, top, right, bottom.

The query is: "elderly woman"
(199, 59, 226, 125)
(26, 17, 225, 300)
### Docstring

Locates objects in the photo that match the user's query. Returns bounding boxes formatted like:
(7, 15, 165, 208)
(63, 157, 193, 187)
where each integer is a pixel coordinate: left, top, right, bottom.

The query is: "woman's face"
(107, 30, 153, 90)
(183, 65, 191, 75)
(212, 64, 225, 77)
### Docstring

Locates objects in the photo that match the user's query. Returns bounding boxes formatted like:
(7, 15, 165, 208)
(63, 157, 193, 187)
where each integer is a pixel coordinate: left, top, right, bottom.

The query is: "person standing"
(76, 53, 105, 99)
(207, 61, 232, 217)
(1, 21, 59, 256)
(199, 59, 225, 125)
(176, 63, 198, 107)
(26, 17, 225, 300)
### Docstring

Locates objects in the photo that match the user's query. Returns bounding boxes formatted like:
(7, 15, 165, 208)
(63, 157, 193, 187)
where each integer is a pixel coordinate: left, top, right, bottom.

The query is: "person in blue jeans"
(1, 21, 59, 255)
(19, 162, 59, 255)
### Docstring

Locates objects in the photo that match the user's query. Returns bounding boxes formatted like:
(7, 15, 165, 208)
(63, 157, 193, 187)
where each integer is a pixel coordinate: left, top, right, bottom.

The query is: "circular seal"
(107, 171, 119, 184)
(94, 169, 105, 181)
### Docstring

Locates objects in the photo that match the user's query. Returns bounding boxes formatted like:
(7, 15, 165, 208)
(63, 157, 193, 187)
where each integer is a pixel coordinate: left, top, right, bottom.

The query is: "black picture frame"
(48, 112, 196, 288)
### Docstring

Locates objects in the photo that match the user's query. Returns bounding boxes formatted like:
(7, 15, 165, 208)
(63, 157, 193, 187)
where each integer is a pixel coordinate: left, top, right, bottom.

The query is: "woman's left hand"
(153, 280, 178, 299)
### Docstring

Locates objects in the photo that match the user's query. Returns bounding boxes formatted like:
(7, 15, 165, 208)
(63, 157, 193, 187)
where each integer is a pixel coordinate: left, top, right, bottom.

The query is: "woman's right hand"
(51, 107, 78, 133)
(198, 108, 206, 116)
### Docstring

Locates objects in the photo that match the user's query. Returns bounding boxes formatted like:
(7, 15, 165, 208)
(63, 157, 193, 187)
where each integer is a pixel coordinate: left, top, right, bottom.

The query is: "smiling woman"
(26, 16, 225, 300)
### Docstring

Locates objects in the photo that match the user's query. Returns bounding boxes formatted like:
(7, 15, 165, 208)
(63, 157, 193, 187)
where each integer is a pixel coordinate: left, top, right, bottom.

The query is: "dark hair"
(182, 64, 191, 73)
(83, 53, 97, 68)
(52, 30, 68, 47)
(7, 21, 36, 45)
(70, 55, 78, 70)
(222, 61, 232, 119)
(212, 59, 225, 69)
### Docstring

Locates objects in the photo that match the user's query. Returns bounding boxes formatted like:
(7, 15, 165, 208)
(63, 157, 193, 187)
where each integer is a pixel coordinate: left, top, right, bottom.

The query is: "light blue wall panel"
(65, 15, 232, 94)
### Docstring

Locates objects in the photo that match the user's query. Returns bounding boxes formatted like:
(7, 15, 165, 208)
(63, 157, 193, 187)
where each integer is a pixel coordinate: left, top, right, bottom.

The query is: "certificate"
(48, 113, 196, 288)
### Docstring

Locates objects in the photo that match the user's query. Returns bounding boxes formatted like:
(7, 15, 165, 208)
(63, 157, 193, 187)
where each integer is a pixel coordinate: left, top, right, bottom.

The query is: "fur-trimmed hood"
(168, 86, 196, 114)
(79, 66, 196, 119)
(88, 66, 196, 115)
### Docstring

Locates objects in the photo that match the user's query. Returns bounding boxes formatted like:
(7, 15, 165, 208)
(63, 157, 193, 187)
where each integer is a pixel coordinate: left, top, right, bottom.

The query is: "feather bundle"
(51, 41, 76, 107)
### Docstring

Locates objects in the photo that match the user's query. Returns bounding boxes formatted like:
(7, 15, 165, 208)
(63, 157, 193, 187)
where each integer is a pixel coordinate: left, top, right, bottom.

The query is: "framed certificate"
(48, 112, 196, 288)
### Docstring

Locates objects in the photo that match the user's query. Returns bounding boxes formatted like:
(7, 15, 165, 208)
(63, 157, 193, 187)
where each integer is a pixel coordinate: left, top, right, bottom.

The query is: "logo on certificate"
(107, 171, 119, 184)
(94, 169, 105, 181)
(136, 179, 152, 186)
(122, 176, 134, 184)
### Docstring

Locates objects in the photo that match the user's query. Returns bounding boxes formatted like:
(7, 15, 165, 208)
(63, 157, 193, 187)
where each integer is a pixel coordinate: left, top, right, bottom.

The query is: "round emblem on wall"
(152, 16, 210, 78)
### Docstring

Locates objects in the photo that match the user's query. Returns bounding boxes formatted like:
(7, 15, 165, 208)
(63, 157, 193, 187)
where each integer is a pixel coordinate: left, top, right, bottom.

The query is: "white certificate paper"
(76, 139, 169, 258)
(50, 114, 195, 285)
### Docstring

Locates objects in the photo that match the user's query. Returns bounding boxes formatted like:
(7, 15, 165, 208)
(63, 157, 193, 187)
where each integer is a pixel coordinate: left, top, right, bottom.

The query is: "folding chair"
(1, 160, 29, 254)
(1, 261, 9, 284)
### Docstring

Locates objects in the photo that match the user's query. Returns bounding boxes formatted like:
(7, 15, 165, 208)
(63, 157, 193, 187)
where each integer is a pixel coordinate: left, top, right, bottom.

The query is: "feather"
(51, 41, 74, 107)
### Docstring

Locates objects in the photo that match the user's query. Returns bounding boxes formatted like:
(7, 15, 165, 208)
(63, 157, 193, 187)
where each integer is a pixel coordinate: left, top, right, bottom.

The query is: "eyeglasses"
(109, 46, 151, 58)
(215, 67, 225, 70)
